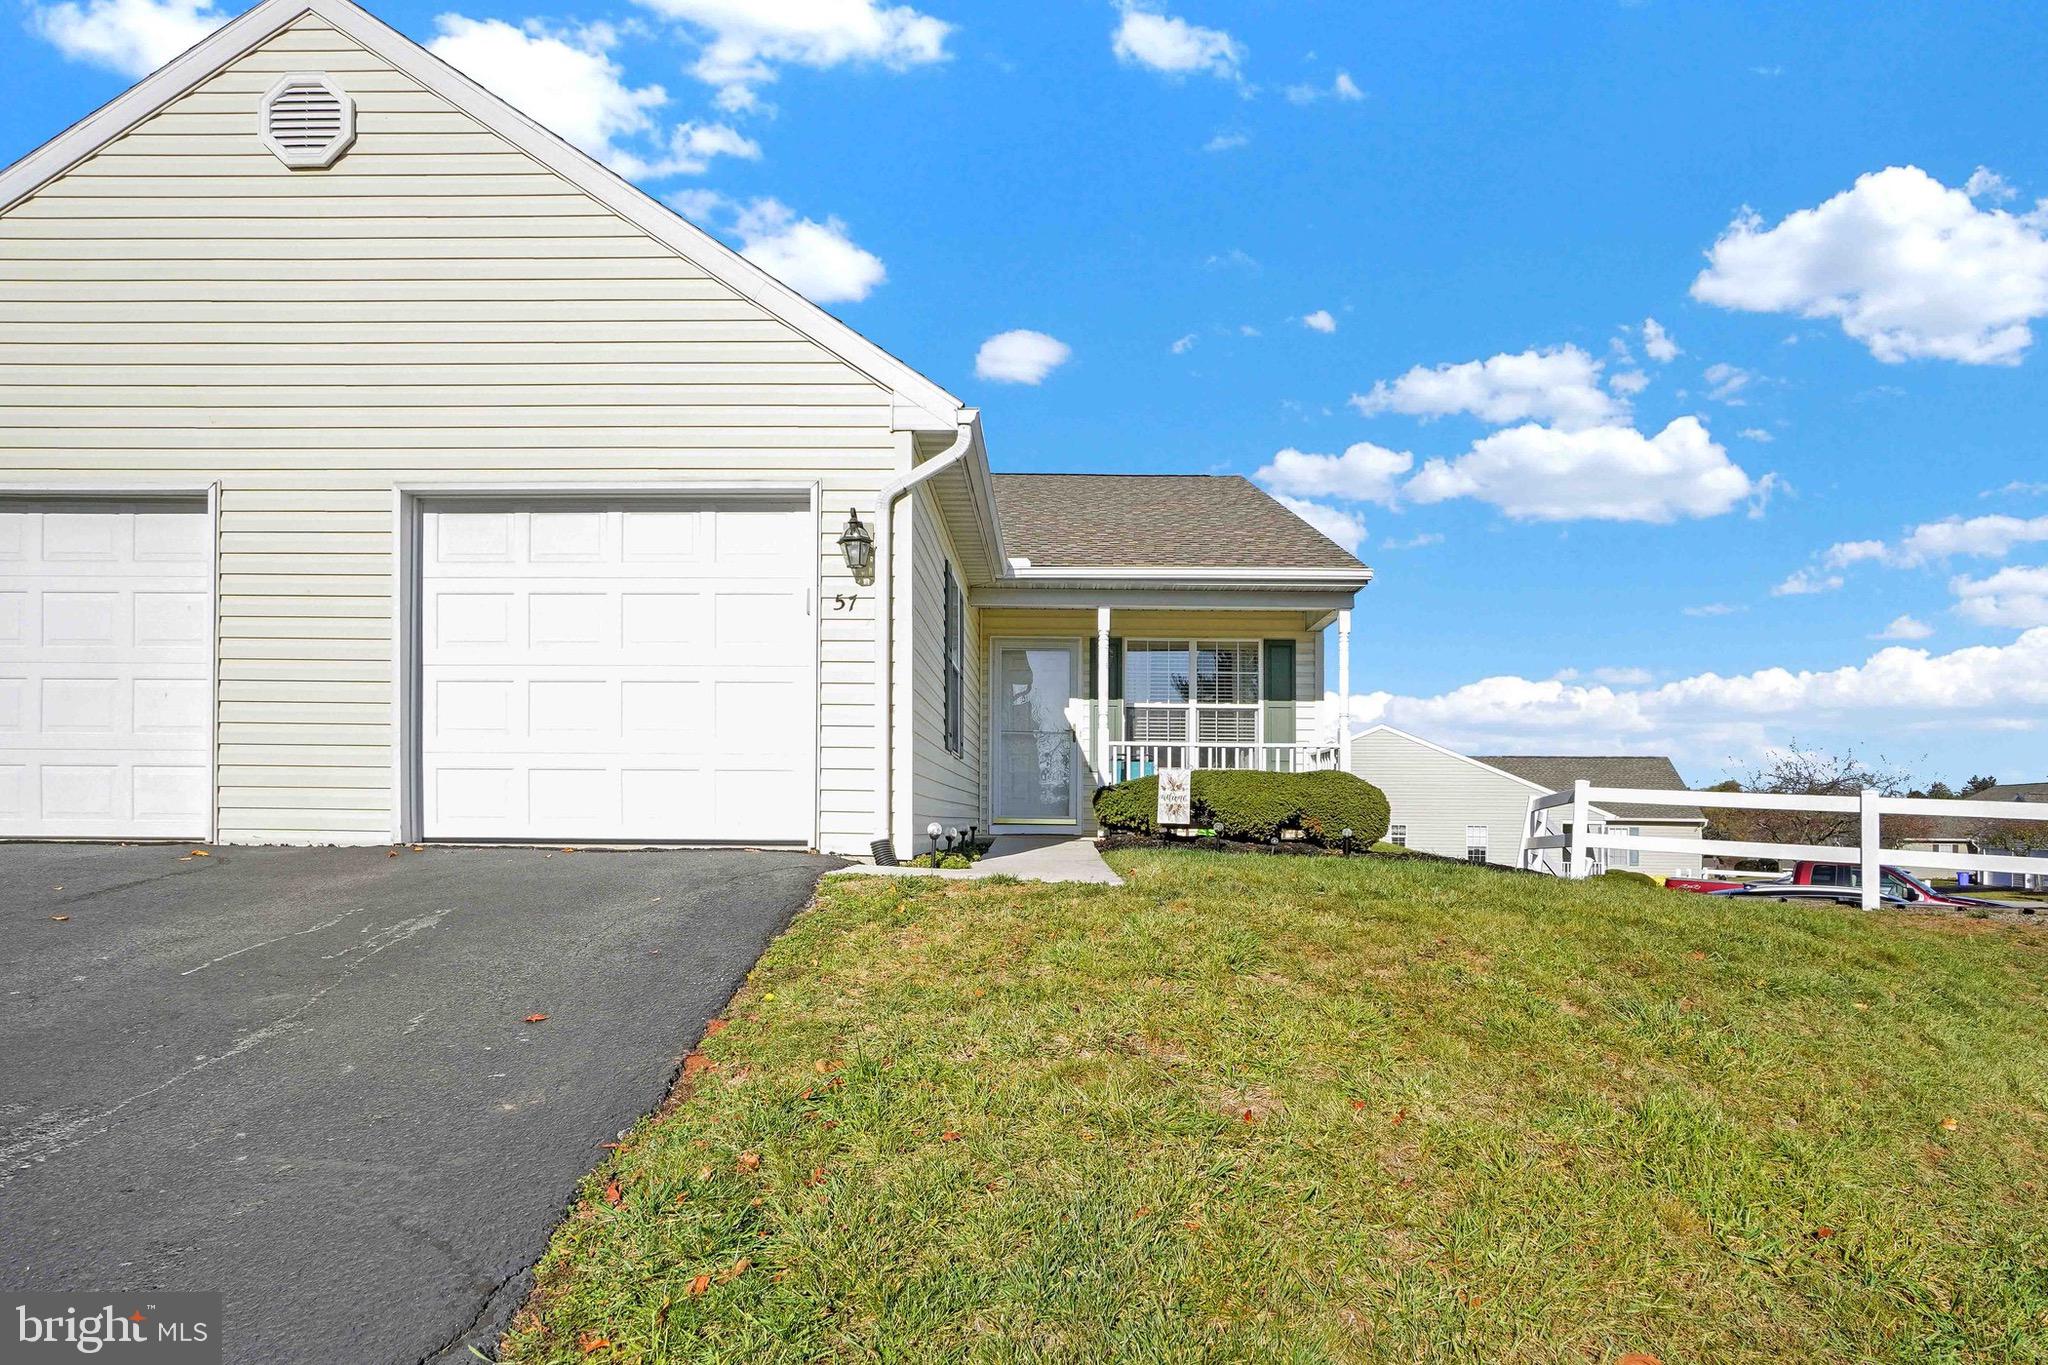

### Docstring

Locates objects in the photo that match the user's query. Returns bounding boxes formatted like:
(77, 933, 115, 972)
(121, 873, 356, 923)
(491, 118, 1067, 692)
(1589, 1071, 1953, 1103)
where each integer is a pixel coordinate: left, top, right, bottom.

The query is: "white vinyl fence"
(1524, 782, 2048, 910)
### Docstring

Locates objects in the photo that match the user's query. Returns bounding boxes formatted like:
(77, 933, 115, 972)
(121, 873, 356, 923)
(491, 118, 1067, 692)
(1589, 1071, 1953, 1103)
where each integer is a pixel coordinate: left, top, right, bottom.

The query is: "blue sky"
(11, 0, 2048, 785)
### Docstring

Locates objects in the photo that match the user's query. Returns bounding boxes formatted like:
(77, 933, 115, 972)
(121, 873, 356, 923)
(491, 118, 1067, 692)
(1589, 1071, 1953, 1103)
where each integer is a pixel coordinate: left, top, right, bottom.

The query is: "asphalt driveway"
(0, 843, 839, 1364)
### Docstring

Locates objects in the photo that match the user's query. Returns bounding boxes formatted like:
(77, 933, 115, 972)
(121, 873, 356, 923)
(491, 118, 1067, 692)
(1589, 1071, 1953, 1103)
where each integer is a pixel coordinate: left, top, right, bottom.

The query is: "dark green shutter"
(1262, 639, 1296, 744)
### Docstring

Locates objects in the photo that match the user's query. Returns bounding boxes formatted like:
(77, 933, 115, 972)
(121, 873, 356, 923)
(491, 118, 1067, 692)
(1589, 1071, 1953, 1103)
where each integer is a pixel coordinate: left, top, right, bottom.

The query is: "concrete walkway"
(828, 834, 1122, 886)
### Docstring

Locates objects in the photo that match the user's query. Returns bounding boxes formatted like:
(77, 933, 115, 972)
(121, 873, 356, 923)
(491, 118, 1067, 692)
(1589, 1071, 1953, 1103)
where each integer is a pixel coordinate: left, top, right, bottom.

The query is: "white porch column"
(1095, 606, 1111, 784)
(1335, 608, 1352, 766)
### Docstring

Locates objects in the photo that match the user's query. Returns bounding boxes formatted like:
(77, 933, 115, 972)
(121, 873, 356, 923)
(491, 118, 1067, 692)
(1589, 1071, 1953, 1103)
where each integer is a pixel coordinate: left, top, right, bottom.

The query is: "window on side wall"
(1388, 822, 1407, 848)
(1465, 825, 1488, 864)
(942, 560, 963, 757)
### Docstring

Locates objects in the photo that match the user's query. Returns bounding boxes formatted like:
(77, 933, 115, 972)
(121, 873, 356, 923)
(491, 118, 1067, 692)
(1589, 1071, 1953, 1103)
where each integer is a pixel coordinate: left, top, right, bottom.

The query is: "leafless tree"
(1707, 744, 1924, 849)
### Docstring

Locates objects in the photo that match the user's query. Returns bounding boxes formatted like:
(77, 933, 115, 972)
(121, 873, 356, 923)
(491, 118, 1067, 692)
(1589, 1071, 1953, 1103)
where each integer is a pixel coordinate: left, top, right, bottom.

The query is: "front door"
(993, 642, 1077, 825)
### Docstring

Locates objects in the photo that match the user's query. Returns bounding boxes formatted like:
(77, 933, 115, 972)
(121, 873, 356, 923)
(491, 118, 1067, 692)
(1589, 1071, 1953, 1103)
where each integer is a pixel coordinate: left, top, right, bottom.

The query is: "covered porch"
(973, 590, 1356, 835)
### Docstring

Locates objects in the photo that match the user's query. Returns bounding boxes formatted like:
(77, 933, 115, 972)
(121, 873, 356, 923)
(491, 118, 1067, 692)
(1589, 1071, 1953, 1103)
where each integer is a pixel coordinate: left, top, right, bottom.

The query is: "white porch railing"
(1525, 781, 2048, 909)
(1108, 741, 1341, 783)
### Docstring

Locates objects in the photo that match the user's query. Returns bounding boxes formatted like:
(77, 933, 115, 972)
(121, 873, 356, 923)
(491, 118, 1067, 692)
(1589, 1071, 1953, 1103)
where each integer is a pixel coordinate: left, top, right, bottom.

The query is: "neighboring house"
(1899, 782, 2048, 889)
(0, 0, 1371, 859)
(1347, 727, 1706, 878)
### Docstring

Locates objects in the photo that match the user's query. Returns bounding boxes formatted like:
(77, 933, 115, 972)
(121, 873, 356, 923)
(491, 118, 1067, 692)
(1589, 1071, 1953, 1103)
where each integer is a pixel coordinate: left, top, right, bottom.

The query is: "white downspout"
(872, 415, 975, 860)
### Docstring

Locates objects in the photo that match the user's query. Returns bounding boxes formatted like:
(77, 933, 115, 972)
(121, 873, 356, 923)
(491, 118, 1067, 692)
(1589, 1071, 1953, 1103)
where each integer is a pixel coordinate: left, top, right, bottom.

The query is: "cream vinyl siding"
(1348, 729, 1540, 867)
(0, 15, 897, 851)
(906, 486, 982, 851)
(978, 607, 1324, 832)
(1596, 820, 1704, 880)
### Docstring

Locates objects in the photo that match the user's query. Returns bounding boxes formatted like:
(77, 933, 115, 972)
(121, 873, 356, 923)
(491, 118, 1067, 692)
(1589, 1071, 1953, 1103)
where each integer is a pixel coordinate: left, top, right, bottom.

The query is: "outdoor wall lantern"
(838, 509, 875, 586)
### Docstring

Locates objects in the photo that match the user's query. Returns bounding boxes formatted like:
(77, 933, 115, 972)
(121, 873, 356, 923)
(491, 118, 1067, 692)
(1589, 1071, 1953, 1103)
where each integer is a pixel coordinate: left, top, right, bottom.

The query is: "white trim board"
(0, 0, 964, 434)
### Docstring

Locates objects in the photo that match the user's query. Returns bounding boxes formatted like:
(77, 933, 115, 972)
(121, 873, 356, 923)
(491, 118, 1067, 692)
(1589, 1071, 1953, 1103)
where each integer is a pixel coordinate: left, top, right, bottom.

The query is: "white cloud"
(1703, 361, 1753, 403)
(1406, 416, 1762, 523)
(1642, 317, 1680, 362)
(1951, 565, 2048, 628)
(1111, 3, 1244, 81)
(1338, 627, 2048, 761)
(1586, 666, 1654, 685)
(428, 17, 760, 180)
(1301, 309, 1337, 334)
(1205, 248, 1260, 272)
(1691, 165, 2048, 364)
(1170, 333, 1198, 354)
(1608, 369, 1650, 397)
(634, 0, 951, 110)
(1256, 442, 1413, 505)
(1683, 602, 1744, 617)
(1986, 481, 2048, 498)
(1202, 131, 1250, 152)
(1351, 345, 1624, 431)
(974, 329, 1072, 385)
(1380, 531, 1443, 551)
(1274, 494, 1367, 553)
(1772, 567, 1844, 596)
(1824, 513, 2048, 569)
(29, 0, 223, 76)
(1737, 427, 1774, 442)
(1285, 69, 1363, 103)
(729, 197, 886, 302)
(1966, 166, 2018, 202)
(1874, 614, 1934, 640)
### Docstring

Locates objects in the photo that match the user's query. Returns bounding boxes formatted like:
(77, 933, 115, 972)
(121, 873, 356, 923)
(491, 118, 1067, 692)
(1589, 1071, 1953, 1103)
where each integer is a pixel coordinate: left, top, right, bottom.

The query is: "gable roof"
(1473, 754, 1705, 822)
(1966, 782, 2048, 804)
(0, 0, 965, 434)
(992, 474, 1369, 573)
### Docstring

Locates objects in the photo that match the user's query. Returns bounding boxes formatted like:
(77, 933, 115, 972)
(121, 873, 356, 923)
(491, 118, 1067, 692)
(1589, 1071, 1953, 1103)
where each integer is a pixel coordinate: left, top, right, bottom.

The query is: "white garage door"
(419, 498, 815, 843)
(0, 499, 212, 839)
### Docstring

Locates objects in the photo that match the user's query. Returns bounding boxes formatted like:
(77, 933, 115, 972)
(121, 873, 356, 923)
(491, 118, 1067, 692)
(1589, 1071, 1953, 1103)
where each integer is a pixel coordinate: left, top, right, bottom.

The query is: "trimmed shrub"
(1600, 868, 1660, 886)
(1093, 769, 1390, 847)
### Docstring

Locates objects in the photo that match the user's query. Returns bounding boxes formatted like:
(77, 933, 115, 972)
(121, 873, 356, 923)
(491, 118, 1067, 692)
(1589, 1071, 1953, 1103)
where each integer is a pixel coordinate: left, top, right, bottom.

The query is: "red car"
(1668, 862, 2002, 908)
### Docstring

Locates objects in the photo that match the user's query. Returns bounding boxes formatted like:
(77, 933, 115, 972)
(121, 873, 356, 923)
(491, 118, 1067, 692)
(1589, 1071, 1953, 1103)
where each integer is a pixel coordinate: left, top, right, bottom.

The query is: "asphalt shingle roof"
(1473, 754, 1705, 822)
(991, 474, 1368, 572)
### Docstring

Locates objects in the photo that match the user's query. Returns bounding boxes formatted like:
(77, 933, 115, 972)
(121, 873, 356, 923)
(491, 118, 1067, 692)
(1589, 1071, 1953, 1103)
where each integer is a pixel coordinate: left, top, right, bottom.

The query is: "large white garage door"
(0, 499, 212, 839)
(420, 498, 815, 843)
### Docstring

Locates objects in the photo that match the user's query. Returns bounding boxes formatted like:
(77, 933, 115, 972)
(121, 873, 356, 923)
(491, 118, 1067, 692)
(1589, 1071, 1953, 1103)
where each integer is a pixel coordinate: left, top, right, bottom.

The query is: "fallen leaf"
(1852, 1002, 1870, 1011)
(1349, 1099, 1366, 1111)
(736, 1151, 761, 1173)
(577, 1333, 611, 1354)
(688, 1274, 711, 1297)
(188, 849, 210, 857)
(718, 1257, 751, 1283)
(1240, 1110, 1256, 1124)
(1181, 1218, 1202, 1230)
(813, 1059, 842, 1074)
(602, 1179, 622, 1206)
(940, 1130, 962, 1142)
(807, 1167, 827, 1187)
(1134, 1206, 1152, 1217)
(50, 914, 71, 923)
(695, 1165, 712, 1181)
(1617, 1355, 1663, 1365)
(1812, 1226, 1836, 1240)
(387, 850, 400, 859)
(1940, 1117, 1960, 1132)
(524, 1013, 549, 1024)
(1391, 1108, 1409, 1127)
(1686, 950, 1706, 961)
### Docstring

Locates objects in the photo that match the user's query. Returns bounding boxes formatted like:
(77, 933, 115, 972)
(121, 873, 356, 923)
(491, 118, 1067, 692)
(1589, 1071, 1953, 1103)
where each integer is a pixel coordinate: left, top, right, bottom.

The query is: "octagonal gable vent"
(259, 73, 356, 169)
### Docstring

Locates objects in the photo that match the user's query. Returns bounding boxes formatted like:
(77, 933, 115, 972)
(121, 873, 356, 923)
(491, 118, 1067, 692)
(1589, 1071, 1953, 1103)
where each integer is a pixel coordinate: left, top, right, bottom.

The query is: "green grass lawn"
(502, 851, 2048, 1364)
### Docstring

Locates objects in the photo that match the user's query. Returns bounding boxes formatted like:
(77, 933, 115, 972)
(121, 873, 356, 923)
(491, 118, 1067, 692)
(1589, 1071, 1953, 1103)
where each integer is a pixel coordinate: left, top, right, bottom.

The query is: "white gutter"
(871, 412, 977, 860)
